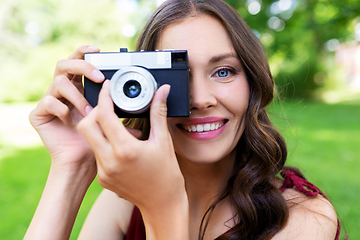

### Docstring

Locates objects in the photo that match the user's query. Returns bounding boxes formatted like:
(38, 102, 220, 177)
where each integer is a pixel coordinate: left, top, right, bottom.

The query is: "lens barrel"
(109, 67, 157, 114)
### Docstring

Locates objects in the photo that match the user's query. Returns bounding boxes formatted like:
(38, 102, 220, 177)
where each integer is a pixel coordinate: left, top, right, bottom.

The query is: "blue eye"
(218, 69, 229, 77)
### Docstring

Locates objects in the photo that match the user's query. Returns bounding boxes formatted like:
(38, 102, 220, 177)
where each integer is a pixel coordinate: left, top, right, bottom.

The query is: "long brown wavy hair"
(123, 0, 289, 239)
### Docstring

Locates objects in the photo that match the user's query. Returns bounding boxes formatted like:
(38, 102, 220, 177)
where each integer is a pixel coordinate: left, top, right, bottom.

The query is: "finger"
(54, 59, 105, 83)
(96, 80, 136, 145)
(77, 107, 111, 155)
(46, 75, 92, 117)
(79, 107, 120, 190)
(30, 95, 72, 126)
(67, 46, 101, 86)
(67, 45, 100, 60)
(148, 84, 171, 141)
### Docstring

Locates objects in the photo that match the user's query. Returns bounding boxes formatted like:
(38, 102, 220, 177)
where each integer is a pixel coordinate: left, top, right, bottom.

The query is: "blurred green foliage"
(0, 0, 359, 102)
(0, 0, 157, 102)
(228, 0, 360, 98)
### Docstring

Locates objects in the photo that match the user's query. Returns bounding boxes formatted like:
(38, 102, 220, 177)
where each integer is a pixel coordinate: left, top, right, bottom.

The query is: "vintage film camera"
(84, 48, 190, 118)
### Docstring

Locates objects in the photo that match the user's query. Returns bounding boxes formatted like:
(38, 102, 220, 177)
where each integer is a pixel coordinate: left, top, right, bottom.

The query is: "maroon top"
(125, 170, 340, 240)
(125, 206, 146, 240)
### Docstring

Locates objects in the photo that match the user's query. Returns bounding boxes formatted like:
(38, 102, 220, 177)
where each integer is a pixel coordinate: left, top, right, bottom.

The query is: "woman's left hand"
(77, 80, 189, 239)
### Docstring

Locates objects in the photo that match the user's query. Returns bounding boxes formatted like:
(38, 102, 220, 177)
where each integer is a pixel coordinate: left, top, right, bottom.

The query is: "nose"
(189, 72, 217, 112)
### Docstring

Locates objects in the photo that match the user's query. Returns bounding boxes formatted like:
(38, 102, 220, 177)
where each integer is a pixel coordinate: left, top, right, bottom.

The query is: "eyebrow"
(209, 53, 238, 63)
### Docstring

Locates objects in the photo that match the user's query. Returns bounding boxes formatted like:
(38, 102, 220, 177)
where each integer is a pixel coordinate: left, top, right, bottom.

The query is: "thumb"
(149, 84, 171, 140)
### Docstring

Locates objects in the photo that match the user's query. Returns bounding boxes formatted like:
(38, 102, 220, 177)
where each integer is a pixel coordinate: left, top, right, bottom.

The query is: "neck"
(177, 150, 236, 215)
(177, 150, 237, 240)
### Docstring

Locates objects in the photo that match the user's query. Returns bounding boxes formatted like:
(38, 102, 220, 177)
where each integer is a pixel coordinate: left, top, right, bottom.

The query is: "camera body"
(84, 48, 190, 118)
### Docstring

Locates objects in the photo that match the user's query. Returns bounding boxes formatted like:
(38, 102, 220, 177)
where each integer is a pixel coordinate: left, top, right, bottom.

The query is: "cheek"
(220, 81, 250, 114)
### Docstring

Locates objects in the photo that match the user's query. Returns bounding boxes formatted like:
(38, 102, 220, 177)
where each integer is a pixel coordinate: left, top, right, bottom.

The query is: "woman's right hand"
(29, 45, 105, 175)
(25, 46, 107, 240)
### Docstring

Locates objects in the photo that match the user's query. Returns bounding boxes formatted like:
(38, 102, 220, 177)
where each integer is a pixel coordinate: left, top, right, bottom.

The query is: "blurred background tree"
(0, 0, 359, 102)
(229, 0, 360, 99)
(0, 0, 158, 102)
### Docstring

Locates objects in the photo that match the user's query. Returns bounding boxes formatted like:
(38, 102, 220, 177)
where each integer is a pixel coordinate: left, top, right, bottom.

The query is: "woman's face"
(156, 14, 250, 164)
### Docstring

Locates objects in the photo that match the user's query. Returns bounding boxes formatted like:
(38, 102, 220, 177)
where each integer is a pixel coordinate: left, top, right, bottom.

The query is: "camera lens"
(110, 66, 157, 114)
(123, 80, 141, 98)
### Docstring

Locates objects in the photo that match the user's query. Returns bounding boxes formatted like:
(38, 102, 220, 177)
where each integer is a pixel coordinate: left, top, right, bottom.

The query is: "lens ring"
(109, 67, 157, 114)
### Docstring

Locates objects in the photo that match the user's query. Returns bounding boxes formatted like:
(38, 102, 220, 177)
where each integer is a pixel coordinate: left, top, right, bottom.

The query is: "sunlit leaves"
(225, 0, 360, 98)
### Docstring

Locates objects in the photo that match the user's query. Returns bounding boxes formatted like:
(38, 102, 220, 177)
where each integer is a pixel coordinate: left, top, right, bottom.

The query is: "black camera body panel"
(84, 49, 190, 118)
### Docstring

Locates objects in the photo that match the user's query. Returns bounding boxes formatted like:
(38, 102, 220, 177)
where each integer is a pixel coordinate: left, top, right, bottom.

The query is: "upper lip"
(176, 116, 227, 125)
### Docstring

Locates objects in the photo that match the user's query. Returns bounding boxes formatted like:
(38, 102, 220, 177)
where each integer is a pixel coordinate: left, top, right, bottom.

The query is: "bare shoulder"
(78, 189, 134, 240)
(272, 178, 338, 240)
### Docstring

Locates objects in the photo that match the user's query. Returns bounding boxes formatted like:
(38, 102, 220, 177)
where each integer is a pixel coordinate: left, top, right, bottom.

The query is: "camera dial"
(109, 66, 157, 114)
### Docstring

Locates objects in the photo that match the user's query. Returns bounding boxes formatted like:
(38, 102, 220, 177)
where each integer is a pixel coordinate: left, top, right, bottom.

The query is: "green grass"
(269, 100, 360, 239)
(0, 101, 359, 239)
(0, 146, 103, 240)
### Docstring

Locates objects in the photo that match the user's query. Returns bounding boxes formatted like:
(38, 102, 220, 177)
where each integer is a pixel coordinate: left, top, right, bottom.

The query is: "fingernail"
(93, 69, 105, 81)
(85, 105, 93, 115)
(162, 84, 171, 99)
(102, 79, 110, 87)
(87, 46, 100, 51)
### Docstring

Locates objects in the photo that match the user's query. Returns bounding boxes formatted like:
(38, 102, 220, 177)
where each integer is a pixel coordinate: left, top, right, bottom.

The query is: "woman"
(25, 0, 340, 239)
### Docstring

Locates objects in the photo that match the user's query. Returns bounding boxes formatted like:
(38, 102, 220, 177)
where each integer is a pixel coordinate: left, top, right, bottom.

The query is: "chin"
(175, 145, 237, 166)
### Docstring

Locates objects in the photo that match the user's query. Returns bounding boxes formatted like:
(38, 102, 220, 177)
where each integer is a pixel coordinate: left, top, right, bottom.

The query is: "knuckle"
(42, 95, 55, 108)
(56, 59, 67, 69)
(103, 165, 117, 177)
(53, 74, 67, 85)
(42, 95, 68, 117)
(114, 147, 136, 162)
(100, 161, 120, 179)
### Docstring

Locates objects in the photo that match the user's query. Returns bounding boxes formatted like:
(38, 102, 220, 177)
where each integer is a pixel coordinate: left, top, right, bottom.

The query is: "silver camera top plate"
(84, 51, 172, 70)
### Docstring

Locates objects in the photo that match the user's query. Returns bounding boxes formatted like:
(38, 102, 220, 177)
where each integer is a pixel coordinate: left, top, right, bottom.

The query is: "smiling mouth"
(179, 120, 228, 133)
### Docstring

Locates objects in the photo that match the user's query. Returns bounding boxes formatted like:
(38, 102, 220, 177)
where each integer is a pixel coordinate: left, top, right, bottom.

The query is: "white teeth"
(191, 125, 197, 132)
(182, 122, 224, 133)
(197, 125, 204, 132)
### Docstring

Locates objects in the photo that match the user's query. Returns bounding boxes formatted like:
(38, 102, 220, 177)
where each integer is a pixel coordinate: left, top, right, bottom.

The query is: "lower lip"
(180, 122, 228, 140)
